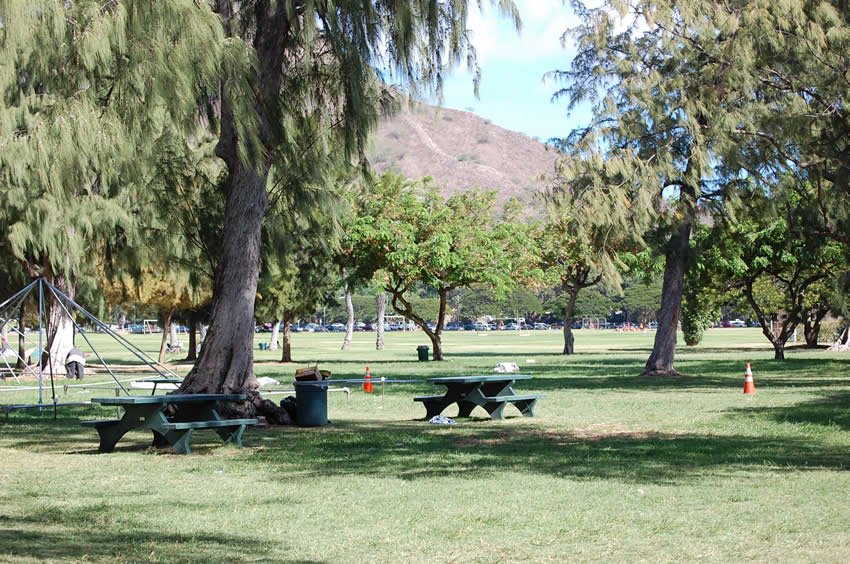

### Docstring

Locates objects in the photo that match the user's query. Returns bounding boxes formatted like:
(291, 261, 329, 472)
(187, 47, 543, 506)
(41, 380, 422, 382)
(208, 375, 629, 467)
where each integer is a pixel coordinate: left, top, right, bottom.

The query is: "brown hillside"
(367, 104, 557, 209)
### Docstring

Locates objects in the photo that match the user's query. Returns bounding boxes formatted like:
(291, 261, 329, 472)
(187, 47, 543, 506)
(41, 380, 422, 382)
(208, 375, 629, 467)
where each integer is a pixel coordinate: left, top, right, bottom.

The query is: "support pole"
(38, 279, 44, 408)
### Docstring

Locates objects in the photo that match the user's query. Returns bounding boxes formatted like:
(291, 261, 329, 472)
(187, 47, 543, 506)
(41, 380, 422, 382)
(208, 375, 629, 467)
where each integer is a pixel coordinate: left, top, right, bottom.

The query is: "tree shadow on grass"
(726, 390, 850, 432)
(0, 518, 291, 562)
(4, 407, 850, 487)
(523, 357, 850, 391)
(247, 419, 850, 485)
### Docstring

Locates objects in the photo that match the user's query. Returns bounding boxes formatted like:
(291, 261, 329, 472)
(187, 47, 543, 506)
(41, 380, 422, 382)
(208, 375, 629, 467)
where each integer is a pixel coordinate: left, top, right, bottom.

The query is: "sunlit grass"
(1, 328, 849, 562)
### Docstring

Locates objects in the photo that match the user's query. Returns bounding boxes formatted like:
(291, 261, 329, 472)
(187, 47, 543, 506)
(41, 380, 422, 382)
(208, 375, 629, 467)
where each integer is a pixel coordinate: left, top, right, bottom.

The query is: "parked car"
(533, 322, 549, 330)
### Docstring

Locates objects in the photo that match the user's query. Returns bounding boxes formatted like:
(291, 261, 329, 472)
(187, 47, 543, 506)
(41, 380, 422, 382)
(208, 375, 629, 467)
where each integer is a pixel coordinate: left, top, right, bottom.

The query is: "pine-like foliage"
(0, 1, 226, 284)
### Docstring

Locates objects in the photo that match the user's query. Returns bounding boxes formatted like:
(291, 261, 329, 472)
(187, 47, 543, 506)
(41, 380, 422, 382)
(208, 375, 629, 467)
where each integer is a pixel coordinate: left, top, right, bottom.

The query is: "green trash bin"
(294, 381, 329, 427)
(417, 345, 430, 361)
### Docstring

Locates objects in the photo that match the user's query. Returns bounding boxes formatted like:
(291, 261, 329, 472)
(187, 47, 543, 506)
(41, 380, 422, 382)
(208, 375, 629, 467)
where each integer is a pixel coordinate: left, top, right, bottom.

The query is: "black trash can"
(417, 345, 430, 362)
(294, 380, 329, 427)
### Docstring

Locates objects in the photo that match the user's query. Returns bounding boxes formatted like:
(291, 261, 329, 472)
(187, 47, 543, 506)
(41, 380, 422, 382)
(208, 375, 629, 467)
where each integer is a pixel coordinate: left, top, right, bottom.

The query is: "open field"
(2, 328, 850, 562)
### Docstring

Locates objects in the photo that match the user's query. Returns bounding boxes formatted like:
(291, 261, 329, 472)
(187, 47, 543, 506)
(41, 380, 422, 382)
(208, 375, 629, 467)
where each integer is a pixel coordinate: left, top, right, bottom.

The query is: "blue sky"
(435, 0, 591, 142)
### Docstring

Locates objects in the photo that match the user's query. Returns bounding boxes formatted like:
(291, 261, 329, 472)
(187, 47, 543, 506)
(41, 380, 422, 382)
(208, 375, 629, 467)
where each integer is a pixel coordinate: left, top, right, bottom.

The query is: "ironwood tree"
(538, 152, 641, 354)
(0, 2, 224, 371)
(178, 0, 520, 396)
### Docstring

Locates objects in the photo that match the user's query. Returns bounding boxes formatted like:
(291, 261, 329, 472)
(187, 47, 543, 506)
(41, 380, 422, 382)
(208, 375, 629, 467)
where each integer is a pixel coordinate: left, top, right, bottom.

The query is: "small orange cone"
(743, 363, 756, 394)
(364, 366, 373, 393)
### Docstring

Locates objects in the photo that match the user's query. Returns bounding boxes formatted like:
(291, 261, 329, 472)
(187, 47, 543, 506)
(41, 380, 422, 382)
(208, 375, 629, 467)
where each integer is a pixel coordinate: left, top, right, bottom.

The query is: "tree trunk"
(389, 289, 445, 360)
(803, 305, 829, 348)
(803, 321, 820, 348)
(16, 300, 26, 370)
(642, 221, 691, 376)
(375, 292, 386, 350)
(269, 318, 282, 351)
(168, 319, 179, 349)
(178, 2, 297, 424)
(772, 341, 785, 361)
(178, 161, 268, 398)
(562, 283, 579, 355)
(342, 289, 354, 351)
(158, 308, 175, 364)
(281, 315, 292, 363)
(431, 333, 443, 361)
(186, 316, 197, 361)
(46, 274, 76, 376)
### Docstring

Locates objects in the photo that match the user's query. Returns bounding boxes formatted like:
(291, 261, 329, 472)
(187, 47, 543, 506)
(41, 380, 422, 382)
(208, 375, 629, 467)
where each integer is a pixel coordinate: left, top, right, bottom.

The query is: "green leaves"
(343, 171, 522, 307)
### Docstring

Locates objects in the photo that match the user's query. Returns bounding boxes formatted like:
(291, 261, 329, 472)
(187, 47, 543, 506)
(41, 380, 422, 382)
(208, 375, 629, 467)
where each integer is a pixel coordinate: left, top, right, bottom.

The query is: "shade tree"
(536, 149, 643, 354)
(343, 173, 522, 360)
(178, 0, 521, 398)
(693, 184, 845, 360)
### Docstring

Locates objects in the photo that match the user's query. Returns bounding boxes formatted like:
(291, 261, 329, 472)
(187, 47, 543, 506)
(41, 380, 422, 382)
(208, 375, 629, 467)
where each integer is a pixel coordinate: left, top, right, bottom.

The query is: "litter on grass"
(493, 362, 520, 373)
(428, 415, 457, 425)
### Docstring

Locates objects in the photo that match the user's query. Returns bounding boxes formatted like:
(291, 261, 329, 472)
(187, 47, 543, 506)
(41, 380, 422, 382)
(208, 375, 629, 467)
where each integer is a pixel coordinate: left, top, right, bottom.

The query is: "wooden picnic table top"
(428, 375, 532, 385)
(91, 393, 246, 406)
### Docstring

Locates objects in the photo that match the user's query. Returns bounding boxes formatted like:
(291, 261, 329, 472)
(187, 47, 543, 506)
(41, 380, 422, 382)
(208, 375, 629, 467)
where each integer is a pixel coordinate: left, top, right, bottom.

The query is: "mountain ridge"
(367, 104, 559, 210)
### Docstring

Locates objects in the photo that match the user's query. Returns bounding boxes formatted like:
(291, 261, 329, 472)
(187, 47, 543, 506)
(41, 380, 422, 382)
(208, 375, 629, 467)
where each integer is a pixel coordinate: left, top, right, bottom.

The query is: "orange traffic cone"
(743, 363, 756, 394)
(364, 366, 373, 393)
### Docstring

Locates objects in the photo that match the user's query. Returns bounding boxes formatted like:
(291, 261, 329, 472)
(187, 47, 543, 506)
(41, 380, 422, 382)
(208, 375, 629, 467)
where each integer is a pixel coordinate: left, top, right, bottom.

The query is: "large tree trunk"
(269, 317, 282, 351)
(375, 292, 386, 350)
(342, 289, 354, 351)
(186, 316, 197, 361)
(562, 284, 579, 355)
(179, 2, 294, 425)
(642, 221, 691, 376)
(179, 161, 267, 397)
(281, 315, 292, 363)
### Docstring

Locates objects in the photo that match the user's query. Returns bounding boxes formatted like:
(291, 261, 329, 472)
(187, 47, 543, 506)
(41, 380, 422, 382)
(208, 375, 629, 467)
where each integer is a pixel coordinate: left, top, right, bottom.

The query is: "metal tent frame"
(0, 278, 180, 417)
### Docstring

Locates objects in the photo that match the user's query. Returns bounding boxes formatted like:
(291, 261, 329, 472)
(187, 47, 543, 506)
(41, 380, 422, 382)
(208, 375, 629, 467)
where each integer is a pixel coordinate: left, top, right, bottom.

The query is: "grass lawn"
(1, 328, 849, 562)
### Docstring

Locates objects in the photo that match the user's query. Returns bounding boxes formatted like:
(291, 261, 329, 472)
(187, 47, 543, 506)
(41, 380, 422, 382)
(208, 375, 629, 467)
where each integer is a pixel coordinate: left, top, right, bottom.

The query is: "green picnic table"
(82, 394, 258, 454)
(414, 375, 542, 420)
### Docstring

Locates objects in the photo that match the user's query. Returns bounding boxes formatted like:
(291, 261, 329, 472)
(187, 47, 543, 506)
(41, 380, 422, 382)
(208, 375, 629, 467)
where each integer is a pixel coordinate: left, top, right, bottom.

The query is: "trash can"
(294, 380, 329, 427)
(417, 345, 430, 362)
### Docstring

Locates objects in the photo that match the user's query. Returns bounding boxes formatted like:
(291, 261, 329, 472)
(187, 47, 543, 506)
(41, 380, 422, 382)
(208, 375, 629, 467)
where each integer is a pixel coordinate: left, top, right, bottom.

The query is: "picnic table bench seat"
(479, 393, 541, 418)
(157, 417, 259, 454)
(413, 395, 445, 402)
(82, 393, 257, 454)
(81, 419, 122, 428)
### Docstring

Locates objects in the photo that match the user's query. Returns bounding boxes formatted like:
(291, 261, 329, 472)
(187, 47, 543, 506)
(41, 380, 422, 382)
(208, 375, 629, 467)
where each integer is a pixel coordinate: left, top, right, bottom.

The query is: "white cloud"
(468, 0, 579, 65)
